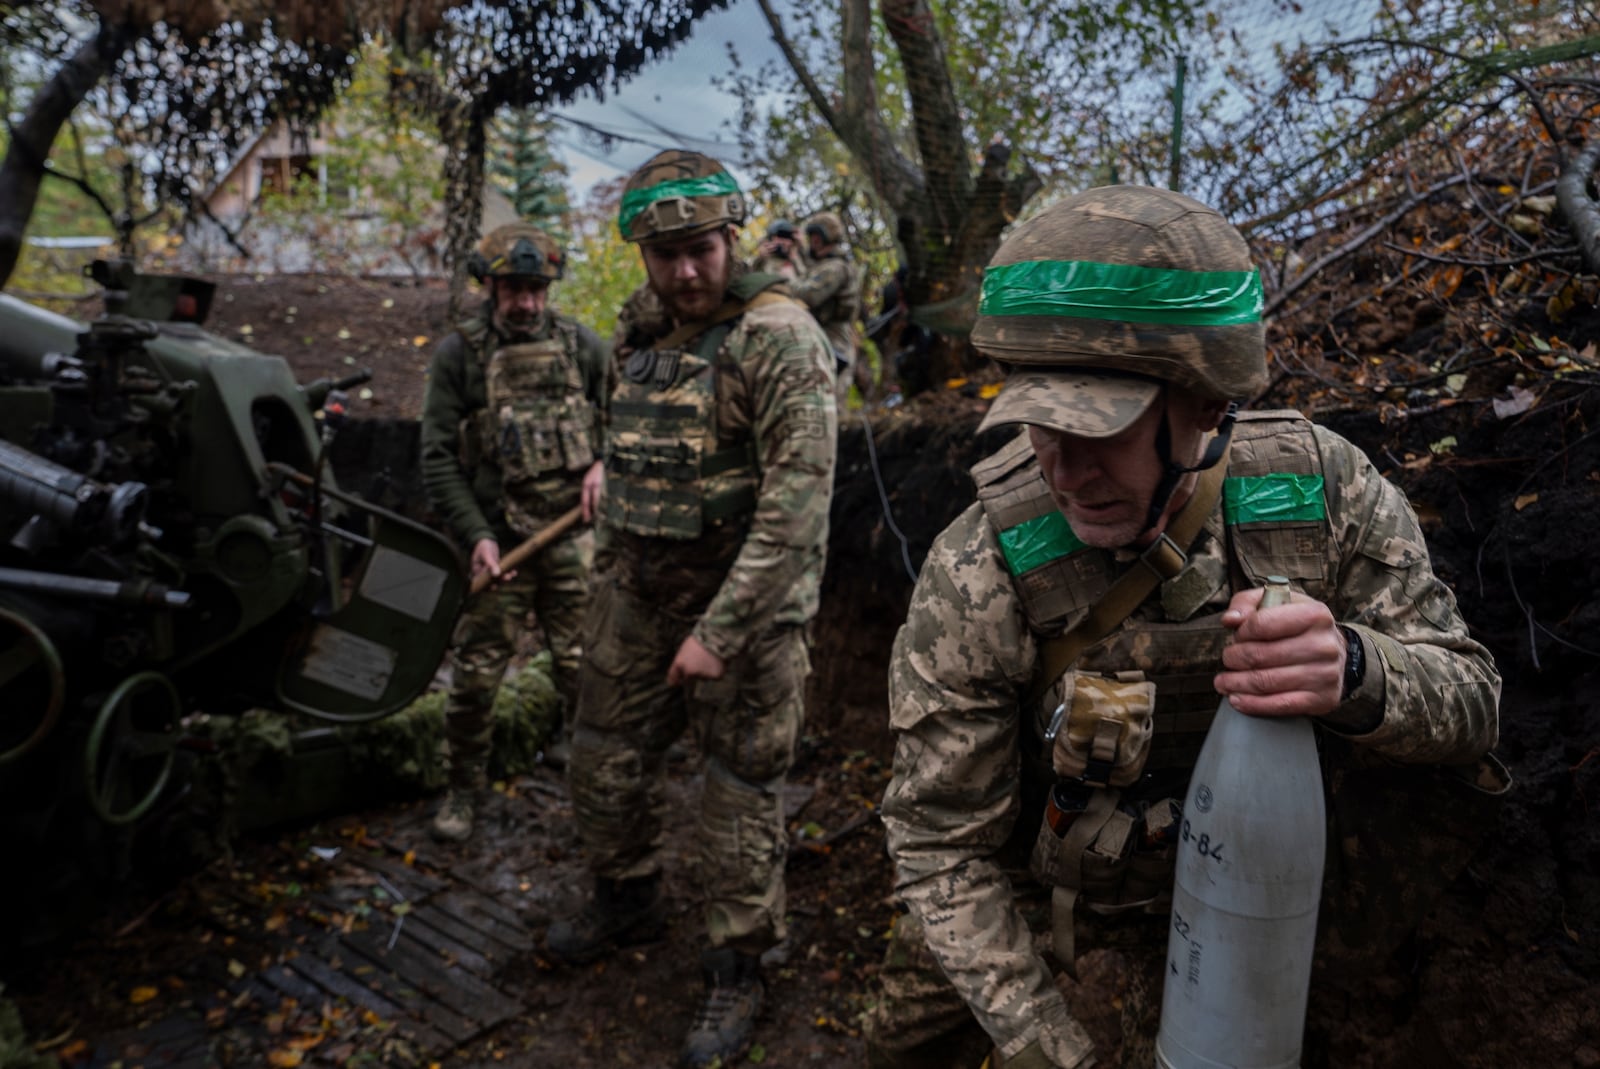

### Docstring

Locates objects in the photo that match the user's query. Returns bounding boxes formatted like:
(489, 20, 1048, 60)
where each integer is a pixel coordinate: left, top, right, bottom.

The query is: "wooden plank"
(339, 922, 522, 1026)
(432, 888, 535, 951)
(285, 950, 454, 1054)
(396, 903, 498, 976)
(345, 850, 447, 900)
(315, 940, 481, 1044)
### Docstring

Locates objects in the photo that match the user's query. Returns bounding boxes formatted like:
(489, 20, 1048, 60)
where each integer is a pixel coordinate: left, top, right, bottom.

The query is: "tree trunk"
(0, 21, 133, 290)
(1556, 139, 1600, 276)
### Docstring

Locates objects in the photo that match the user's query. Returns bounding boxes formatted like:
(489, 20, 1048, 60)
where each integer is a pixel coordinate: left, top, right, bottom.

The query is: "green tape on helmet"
(618, 172, 741, 238)
(979, 259, 1263, 327)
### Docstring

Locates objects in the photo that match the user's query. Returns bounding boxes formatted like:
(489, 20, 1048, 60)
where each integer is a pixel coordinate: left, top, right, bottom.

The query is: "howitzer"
(0, 260, 466, 848)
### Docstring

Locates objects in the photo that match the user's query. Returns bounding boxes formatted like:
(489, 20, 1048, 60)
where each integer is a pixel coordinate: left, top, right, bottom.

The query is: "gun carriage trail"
(3, 231, 1599, 1068)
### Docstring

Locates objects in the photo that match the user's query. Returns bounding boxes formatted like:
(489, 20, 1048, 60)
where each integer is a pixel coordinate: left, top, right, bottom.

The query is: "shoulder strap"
(653, 290, 796, 352)
(1024, 447, 1230, 709)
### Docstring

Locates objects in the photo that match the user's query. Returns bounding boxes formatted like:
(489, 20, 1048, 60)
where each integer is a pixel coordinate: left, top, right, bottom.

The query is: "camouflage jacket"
(600, 272, 838, 660)
(879, 421, 1500, 1065)
(420, 306, 609, 547)
(790, 249, 861, 361)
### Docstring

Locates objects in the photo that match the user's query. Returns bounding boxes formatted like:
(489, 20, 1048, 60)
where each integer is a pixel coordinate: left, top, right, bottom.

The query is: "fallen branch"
(1555, 139, 1600, 274)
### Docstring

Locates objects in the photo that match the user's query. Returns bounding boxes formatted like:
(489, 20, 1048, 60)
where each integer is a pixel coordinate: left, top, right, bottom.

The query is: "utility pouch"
(555, 411, 596, 472)
(1041, 671, 1156, 788)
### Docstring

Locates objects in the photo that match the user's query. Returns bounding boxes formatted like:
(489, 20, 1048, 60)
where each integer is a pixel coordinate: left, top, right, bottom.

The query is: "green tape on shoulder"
(1224, 474, 1326, 525)
(998, 511, 1087, 575)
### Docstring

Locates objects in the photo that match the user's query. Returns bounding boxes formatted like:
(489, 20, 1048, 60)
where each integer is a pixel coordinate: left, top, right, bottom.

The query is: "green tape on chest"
(1223, 474, 1326, 525)
(998, 511, 1087, 575)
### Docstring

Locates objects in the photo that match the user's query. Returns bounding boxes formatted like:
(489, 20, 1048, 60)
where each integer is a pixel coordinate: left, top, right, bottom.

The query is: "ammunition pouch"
(1039, 670, 1156, 788)
(1029, 785, 1184, 970)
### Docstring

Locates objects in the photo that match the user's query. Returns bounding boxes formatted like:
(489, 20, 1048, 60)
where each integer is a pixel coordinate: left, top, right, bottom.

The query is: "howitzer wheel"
(0, 607, 66, 766)
(85, 671, 180, 826)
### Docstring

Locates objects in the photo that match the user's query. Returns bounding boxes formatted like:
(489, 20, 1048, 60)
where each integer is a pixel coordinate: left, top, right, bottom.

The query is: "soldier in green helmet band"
(790, 210, 866, 404)
(546, 150, 838, 1069)
(420, 223, 611, 842)
(862, 186, 1503, 1069)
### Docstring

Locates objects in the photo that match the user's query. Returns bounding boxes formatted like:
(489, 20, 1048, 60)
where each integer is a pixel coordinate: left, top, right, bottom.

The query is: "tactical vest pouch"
(1030, 789, 1184, 967)
(485, 338, 596, 482)
(1041, 670, 1156, 788)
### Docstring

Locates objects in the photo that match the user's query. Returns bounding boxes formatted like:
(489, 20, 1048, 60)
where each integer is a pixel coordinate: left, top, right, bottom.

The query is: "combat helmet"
(468, 224, 565, 283)
(973, 185, 1265, 415)
(618, 150, 745, 245)
(768, 219, 798, 240)
(804, 210, 846, 246)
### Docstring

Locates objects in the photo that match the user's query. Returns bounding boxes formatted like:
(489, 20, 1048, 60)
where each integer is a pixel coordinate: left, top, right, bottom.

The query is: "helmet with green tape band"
(972, 185, 1266, 400)
(618, 150, 746, 245)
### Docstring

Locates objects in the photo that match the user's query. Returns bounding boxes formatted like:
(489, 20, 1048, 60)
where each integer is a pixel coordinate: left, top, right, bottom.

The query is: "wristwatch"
(1338, 625, 1366, 702)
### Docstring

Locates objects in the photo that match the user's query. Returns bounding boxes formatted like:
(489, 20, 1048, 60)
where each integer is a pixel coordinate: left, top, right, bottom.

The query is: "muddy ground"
(3, 271, 1598, 1068)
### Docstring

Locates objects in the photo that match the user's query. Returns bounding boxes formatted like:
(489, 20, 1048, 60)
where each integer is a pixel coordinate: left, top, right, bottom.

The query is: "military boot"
(545, 874, 665, 964)
(680, 947, 763, 1068)
(429, 788, 479, 843)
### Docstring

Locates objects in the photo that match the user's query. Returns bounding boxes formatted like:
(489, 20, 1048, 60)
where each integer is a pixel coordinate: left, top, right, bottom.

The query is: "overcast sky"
(548, 0, 786, 200)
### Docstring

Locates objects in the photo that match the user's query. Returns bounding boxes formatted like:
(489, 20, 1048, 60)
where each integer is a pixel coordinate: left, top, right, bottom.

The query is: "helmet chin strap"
(1135, 400, 1239, 543)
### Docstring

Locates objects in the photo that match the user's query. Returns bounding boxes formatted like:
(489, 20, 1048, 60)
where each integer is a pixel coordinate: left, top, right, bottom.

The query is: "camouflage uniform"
(420, 304, 610, 786)
(867, 422, 1501, 1067)
(865, 186, 1502, 1069)
(790, 220, 863, 404)
(569, 259, 838, 951)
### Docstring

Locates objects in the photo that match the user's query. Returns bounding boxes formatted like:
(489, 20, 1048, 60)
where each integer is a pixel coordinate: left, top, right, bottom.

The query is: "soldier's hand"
(1215, 586, 1345, 718)
(470, 538, 515, 585)
(581, 460, 605, 523)
(666, 635, 725, 688)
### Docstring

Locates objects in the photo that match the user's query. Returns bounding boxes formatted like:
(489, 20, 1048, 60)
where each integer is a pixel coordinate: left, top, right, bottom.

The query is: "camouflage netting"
(184, 655, 560, 848)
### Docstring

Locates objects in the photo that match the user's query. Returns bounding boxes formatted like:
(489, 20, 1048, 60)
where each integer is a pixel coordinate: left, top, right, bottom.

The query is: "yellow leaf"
(413, 334, 430, 347)
(403, 850, 416, 866)
(267, 1048, 304, 1067)
(978, 382, 1002, 399)
(130, 985, 159, 1005)
(382, 298, 395, 308)
(1514, 493, 1538, 511)
(227, 959, 246, 978)
(337, 328, 352, 340)
(238, 324, 254, 336)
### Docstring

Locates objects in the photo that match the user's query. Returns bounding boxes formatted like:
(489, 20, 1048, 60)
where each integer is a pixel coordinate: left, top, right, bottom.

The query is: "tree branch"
(0, 18, 134, 288)
(1263, 173, 1470, 317)
(1555, 139, 1600, 275)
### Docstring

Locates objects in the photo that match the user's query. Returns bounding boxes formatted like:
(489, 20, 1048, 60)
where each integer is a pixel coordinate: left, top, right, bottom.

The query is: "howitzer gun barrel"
(0, 566, 189, 607)
(0, 440, 148, 546)
(0, 294, 84, 378)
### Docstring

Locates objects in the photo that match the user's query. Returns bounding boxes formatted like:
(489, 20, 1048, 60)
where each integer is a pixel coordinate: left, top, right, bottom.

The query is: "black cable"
(858, 408, 918, 584)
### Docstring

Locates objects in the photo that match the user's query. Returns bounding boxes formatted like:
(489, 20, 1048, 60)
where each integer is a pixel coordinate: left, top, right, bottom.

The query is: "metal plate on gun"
(358, 545, 449, 622)
(298, 625, 396, 701)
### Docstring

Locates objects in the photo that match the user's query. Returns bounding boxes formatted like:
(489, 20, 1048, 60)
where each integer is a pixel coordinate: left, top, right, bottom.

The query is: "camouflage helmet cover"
(618, 149, 745, 245)
(804, 210, 845, 246)
(469, 224, 564, 283)
(973, 185, 1266, 437)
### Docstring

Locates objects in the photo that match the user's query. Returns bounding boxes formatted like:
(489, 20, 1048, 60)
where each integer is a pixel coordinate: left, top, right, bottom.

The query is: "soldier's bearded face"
(492, 277, 549, 333)
(642, 230, 732, 321)
(1027, 390, 1223, 549)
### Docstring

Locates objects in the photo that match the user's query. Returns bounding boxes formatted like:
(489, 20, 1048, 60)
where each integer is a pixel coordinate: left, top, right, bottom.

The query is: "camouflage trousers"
(567, 577, 808, 953)
(443, 526, 593, 788)
(864, 891, 1166, 1069)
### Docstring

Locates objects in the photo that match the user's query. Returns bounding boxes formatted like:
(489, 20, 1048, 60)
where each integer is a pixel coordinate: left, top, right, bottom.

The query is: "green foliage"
(555, 177, 647, 341)
(247, 39, 448, 275)
(0, 995, 58, 1069)
(489, 108, 571, 234)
